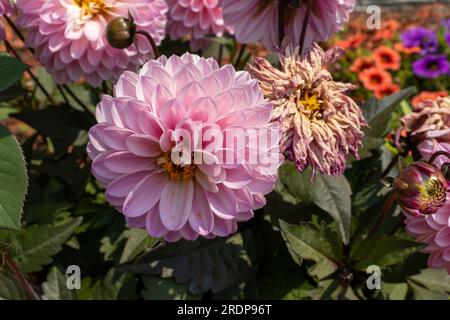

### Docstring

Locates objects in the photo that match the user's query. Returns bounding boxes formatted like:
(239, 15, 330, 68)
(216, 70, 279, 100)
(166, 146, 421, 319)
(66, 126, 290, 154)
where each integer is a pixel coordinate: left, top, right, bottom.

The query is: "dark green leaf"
(0, 54, 27, 91)
(141, 276, 201, 300)
(0, 272, 28, 300)
(117, 230, 256, 294)
(41, 267, 76, 300)
(279, 220, 342, 280)
(351, 235, 426, 271)
(0, 218, 82, 273)
(278, 163, 352, 244)
(0, 125, 28, 230)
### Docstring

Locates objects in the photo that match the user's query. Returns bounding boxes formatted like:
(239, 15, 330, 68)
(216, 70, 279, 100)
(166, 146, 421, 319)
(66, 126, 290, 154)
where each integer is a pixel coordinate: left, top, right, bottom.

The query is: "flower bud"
(106, 17, 136, 49)
(386, 161, 448, 216)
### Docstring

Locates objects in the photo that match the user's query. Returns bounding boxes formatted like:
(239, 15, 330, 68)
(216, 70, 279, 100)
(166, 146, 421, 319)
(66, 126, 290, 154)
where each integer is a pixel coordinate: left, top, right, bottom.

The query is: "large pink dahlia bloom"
(0, 0, 13, 40)
(87, 53, 282, 242)
(223, 0, 355, 50)
(404, 174, 450, 274)
(249, 43, 366, 177)
(166, 0, 233, 50)
(16, 0, 168, 86)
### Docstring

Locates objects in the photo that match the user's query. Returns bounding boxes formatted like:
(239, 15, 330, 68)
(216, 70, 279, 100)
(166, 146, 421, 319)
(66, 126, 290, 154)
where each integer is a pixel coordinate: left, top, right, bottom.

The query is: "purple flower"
(442, 18, 450, 30)
(401, 27, 438, 55)
(412, 55, 450, 79)
(446, 33, 450, 47)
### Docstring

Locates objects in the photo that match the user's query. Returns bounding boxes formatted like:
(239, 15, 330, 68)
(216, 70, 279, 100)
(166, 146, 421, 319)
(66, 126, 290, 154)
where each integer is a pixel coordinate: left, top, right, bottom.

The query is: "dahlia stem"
(218, 44, 224, 66)
(381, 153, 400, 178)
(4, 15, 26, 44)
(428, 151, 450, 166)
(233, 44, 247, 68)
(299, 1, 312, 53)
(278, 0, 286, 47)
(3, 39, 56, 105)
(135, 30, 160, 58)
(61, 85, 95, 117)
(2, 252, 41, 300)
(367, 191, 397, 238)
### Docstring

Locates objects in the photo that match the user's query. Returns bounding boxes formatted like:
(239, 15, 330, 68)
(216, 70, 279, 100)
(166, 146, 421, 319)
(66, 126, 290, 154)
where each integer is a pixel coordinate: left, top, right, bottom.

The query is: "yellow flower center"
(299, 92, 322, 114)
(158, 152, 196, 181)
(73, 0, 105, 17)
(418, 176, 447, 212)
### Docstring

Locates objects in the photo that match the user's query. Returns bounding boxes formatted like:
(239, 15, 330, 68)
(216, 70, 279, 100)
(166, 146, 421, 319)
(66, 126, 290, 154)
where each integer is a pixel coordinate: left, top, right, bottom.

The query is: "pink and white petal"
(159, 179, 194, 231)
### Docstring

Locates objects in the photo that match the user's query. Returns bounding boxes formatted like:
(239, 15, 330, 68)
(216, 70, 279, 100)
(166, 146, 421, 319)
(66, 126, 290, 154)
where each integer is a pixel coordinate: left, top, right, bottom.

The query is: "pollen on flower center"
(73, 0, 105, 17)
(298, 91, 322, 116)
(420, 176, 447, 204)
(158, 152, 196, 181)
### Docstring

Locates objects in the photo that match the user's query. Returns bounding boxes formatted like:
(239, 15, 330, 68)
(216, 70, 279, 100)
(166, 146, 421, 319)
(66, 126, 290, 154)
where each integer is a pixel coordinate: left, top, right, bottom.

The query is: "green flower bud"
(106, 17, 136, 49)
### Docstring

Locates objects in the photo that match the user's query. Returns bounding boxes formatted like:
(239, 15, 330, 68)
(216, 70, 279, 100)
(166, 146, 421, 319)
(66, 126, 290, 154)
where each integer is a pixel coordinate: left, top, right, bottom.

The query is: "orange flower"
(373, 46, 401, 70)
(372, 20, 400, 42)
(374, 83, 400, 99)
(350, 56, 376, 73)
(359, 67, 393, 91)
(335, 32, 365, 50)
(412, 91, 449, 108)
(394, 42, 421, 55)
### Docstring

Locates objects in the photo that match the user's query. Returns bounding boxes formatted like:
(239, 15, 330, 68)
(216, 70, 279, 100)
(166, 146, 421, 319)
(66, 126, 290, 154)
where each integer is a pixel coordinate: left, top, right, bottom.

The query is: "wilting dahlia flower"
(87, 53, 282, 241)
(16, 0, 168, 86)
(404, 166, 450, 274)
(249, 43, 367, 177)
(223, 0, 355, 50)
(401, 97, 450, 167)
(0, 0, 13, 40)
(166, 0, 233, 50)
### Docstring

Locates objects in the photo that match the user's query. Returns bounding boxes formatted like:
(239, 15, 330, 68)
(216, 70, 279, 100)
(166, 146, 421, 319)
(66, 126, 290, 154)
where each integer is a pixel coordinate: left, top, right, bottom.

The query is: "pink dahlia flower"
(16, 0, 168, 86)
(223, 0, 355, 50)
(0, 0, 13, 40)
(401, 97, 450, 167)
(87, 53, 282, 242)
(249, 43, 367, 177)
(404, 171, 450, 274)
(166, 0, 233, 50)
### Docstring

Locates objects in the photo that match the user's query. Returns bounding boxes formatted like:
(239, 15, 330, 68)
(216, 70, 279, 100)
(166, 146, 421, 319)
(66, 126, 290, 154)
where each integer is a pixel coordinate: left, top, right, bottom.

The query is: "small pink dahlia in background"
(401, 97, 450, 167)
(249, 43, 367, 177)
(404, 169, 450, 274)
(223, 0, 355, 51)
(16, 0, 168, 86)
(87, 53, 282, 242)
(166, 0, 233, 50)
(0, 0, 13, 40)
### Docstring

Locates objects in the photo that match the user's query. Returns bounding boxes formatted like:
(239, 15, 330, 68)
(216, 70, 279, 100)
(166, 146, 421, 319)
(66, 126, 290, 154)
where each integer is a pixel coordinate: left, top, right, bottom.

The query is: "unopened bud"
(384, 161, 448, 216)
(106, 17, 136, 49)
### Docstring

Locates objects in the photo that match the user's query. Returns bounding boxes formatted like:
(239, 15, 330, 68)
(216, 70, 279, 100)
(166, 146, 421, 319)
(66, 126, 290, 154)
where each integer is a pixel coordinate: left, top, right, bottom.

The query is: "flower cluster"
(401, 25, 450, 79)
(248, 43, 367, 177)
(87, 53, 282, 241)
(15, 0, 168, 86)
(222, 0, 355, 51)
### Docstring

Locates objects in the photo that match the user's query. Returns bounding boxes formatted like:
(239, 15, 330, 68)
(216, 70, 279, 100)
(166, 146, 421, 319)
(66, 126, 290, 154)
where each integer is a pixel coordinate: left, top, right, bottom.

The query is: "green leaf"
(407, 268, 450, 300)
(41, 267, 76, 300)
(120, 228, 158, 263)
(76, 269, 136, 300)
(279, 220, 342, 280)
(141, 276, 201, 300)
(0, 125, 28, 230)
(351, 235, 426, 271)
(278, 163, 352, 244)
(380, 282, 408, 300)
(117, 230, 256, 295)
(363, 87, 417, 138)
(0, 218, 82, 273)
(11, 106, 94, 154)
(309, 279, 359, 300)
(0, 54, 27, 91)
(0, 272, 28, 300)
